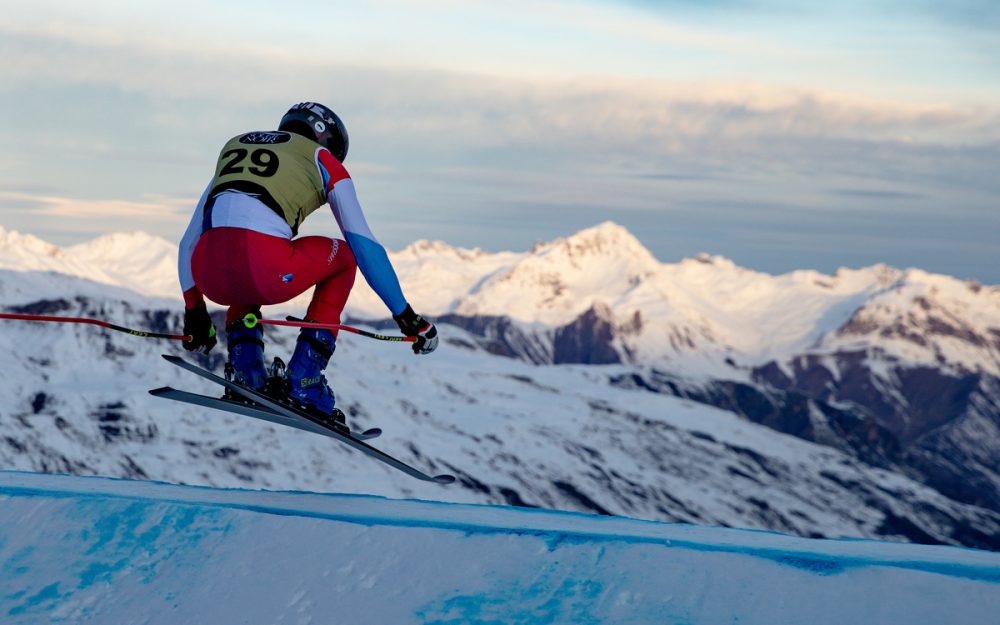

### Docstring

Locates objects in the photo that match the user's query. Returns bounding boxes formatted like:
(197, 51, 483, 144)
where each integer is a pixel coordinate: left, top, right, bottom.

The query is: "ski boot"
(224, 317, 268, 394)
(285, 327, 347, 432)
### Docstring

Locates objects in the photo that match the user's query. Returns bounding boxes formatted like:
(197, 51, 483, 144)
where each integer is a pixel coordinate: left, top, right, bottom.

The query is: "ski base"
(154, 354, 455, 484)
(149, 387, 381, 440)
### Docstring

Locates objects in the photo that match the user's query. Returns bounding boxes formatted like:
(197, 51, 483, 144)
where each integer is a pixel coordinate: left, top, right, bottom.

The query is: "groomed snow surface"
(1, 472, 998, 625)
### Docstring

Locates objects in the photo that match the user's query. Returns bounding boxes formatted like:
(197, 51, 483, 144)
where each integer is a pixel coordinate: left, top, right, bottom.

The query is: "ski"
(156, 354, 456, 484)
(149, 387, 382, 441)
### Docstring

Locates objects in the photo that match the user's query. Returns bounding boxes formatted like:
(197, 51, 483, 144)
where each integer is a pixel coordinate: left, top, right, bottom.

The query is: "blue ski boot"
(285, 327, 346, 429)
(225, 318, 268, 391)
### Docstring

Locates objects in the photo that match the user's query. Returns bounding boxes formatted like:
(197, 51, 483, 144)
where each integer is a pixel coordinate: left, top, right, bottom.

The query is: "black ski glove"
(182, 304, 217, 354)
(393, 304, 438, 355)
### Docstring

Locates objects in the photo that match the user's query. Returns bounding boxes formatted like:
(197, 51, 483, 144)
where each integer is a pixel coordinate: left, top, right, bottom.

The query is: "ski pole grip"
(242, 313, 259, 329)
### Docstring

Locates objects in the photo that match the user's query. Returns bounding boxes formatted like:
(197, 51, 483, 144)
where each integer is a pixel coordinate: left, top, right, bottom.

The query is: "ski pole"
(0, 312, 192, 341)
(241, 313, 417, 344)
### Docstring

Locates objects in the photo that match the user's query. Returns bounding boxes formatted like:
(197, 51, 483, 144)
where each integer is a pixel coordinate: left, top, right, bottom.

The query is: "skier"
(177, 102, 438, 421)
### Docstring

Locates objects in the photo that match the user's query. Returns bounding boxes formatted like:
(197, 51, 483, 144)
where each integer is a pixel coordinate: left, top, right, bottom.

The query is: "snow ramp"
(1, 472, 998, 625)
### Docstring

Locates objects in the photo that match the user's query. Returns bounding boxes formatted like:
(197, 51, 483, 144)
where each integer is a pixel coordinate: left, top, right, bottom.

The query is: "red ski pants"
(191, 227, 357, 331)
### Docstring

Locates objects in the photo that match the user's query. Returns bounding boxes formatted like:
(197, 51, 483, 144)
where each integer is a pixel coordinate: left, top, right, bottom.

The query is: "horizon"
(2, 1, 999, 283)
(2, 218, 995, 286)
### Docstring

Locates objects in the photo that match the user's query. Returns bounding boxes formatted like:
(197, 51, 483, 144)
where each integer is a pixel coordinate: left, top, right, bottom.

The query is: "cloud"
(2, 10, 998, 282)
(830, 188, 924, 200)
(4, 23, 999, 205)
(0, 191, 193, 220)
(4, 23, 997, 139)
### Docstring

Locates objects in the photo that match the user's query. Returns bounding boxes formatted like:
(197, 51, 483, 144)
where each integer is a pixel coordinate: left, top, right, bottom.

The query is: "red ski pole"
(241, 313, 417, 344)
(0, 312, 192, 341)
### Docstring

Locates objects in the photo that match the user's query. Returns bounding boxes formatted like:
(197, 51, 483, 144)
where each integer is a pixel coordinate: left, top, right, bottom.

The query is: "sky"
(1, 0, 998, 282)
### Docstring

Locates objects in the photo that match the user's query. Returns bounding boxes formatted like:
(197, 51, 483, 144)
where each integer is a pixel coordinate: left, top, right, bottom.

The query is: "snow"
(3, 222, 998, 377)
(347, 238, 529, 319)
(452, 221, 663, 325)
(0, 471, 997, 625)
(2, 221, 999, 547)
(825, 270, 1000, 375)
(0, 285, 995, 547)
(2, 222, 999, 621)
(67, 231, 179, 299)
(0, 226, 119, 286)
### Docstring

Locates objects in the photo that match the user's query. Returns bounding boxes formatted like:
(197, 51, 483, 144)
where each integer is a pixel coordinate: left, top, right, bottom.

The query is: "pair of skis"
(150, 354, 455, 484)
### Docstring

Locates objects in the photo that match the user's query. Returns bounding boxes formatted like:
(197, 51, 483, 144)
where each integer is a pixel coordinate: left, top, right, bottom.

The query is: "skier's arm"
(178, 181, 212, 309)
(178, 182, 217, 353)
(317, 150, 438, 355)
(317, 150, 407, 316)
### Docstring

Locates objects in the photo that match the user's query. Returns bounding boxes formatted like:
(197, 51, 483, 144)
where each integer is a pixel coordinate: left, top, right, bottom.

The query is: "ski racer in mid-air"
(177, 102, 438, 423)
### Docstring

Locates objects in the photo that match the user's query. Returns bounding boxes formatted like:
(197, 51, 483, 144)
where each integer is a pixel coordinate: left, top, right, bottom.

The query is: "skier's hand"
(393, 304, 438, 355)
(182, 304, 217, 354)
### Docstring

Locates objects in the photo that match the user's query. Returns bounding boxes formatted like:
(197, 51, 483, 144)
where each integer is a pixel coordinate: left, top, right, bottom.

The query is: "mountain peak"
(69, 231, 174, 256)
(583, 220, 633, 238)
(565, 220, 645, 247)
(0, 225, 65, 260)
(533, 221, 659, 268)
(449, 222, 666, 325)
(398, 239, 481, 259)
(402, 239, 456, 253)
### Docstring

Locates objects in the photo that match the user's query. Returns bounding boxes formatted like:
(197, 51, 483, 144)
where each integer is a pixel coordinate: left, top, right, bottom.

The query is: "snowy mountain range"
(1, 222, 999, 550)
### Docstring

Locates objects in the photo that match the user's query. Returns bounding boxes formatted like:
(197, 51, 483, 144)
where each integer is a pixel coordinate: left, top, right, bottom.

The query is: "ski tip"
(433, 474, 456, 485)
(162, 353, 181, 363)
(148, 386, 172, 397)
(361, 427, 382, 438)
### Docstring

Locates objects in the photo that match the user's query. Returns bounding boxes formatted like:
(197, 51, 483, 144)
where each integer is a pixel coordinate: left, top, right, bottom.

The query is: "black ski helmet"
(278, 102, 349, 162)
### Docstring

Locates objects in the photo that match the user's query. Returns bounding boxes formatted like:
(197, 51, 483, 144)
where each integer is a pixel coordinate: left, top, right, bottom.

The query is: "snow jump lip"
(1, 471, 999, 584)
